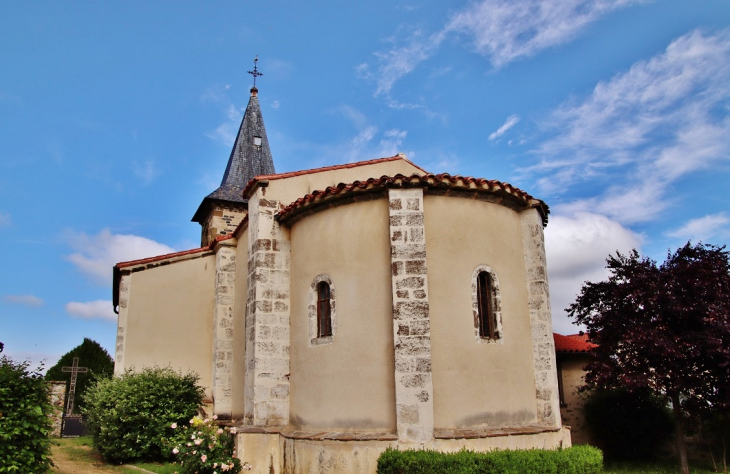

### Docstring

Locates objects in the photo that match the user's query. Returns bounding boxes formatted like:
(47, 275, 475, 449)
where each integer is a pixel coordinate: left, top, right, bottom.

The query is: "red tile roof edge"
(241, 155, 427, 198)
(553, 333, 596, 353)
(276, 173, 549, 226)
(115, 233, 235, 269)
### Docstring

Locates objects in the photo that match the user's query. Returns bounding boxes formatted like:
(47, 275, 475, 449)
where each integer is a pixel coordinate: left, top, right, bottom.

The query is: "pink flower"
(187, 442, 192, 447)
(171, 422, 177, 429)
(191, 435, 196, 440)
(172, 447, 179, 454)
(217, 428, 224, 434)
(201, 454, 207, 463)
(189, 418, 194, 424)
(194, 439, 202, 446)
(213, 414, 218, 420)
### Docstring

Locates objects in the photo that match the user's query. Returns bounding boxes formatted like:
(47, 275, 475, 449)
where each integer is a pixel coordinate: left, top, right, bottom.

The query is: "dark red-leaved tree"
(567, 242, 730, 474)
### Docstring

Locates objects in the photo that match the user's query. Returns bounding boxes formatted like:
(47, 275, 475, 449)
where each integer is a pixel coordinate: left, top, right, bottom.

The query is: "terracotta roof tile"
(241, 154, 427, 197)
(554, 333, 596, 353)
(276, 173, 550, 226)
(115, 233, 234, 269)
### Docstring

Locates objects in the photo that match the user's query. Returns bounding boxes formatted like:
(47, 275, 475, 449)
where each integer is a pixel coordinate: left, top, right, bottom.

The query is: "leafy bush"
(167, 415, 249, 473)
(0, 356, 55, 473)
(45, 338, 114, 414)
(82, 366, 204, 463)
(376, 445, 603, 474)
(583, 388, 674, 462)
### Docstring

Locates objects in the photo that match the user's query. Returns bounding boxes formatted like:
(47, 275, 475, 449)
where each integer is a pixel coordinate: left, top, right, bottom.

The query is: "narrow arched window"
(472, 265, 502, 343)
(317, 281, 332, 337)
(477, 271, 495, 338)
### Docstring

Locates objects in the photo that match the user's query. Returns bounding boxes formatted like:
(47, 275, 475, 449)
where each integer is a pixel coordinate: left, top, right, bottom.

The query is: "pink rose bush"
(167, 415, 249, 474)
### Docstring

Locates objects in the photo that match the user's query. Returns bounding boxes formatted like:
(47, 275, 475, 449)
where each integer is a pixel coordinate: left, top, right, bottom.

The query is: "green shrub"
(167, 415, 248, 473)
(82, 366, 204, 463)
(583, 388, 674, 462)
(0, 356, 55, 473)
(376, 445, 603, 474)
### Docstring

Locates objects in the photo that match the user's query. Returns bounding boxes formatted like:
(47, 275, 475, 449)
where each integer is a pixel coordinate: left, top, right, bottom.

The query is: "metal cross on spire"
(248, 56, 263, 88)
(61, 357, 88, 416)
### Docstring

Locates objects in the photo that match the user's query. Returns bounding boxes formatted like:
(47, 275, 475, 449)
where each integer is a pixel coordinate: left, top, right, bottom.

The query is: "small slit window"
(309, 275, 336, 345)
(317, 281, 332, 337)
(472, 265, 503, 343)
(477, 271, 495, 338)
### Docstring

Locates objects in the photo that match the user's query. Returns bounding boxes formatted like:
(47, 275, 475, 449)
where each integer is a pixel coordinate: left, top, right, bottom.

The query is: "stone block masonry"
(212, 239, 237, 419)
(521, 209, 561, 427)
(244, 191, 291, 426)
(388, 188, 435, 444)
(113, 274, 131, 376)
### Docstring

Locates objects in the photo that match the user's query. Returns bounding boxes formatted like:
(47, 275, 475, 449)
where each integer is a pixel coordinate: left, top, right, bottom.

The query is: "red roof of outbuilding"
(553, 333, 596, 353)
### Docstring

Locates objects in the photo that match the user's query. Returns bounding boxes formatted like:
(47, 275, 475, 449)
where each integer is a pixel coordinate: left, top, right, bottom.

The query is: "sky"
(2, 1, 730, 370)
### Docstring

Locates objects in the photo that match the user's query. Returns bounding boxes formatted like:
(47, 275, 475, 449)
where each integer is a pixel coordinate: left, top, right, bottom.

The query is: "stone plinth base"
(235, 426, 572, 474)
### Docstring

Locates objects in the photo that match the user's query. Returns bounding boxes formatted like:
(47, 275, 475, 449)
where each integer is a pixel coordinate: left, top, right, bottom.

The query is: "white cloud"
(65, 229, 175, 285)
(271, 100, 280, 110)
(200, 83, 231, 103)
(667, 212, 730, 242)
(3, 294, 44, 307)
(489, 114, 520, 141)
(0, 211, 10, 227)
(446, 0, 638, 68)
(65, 300, 117, 321)
(132, 160, 159, 184)
(526, 29, 730, 225)
(363, 0, 638, 95)
(545, 211, 642, 334)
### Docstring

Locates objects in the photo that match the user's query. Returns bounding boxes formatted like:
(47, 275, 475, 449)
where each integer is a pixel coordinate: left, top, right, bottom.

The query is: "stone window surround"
(308, 274, 336, 346)
(472, 265, 503, 344)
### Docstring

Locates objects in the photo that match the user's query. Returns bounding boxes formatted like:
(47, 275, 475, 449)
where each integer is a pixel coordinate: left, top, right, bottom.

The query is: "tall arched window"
(472, 265, 503, 343)
(317, 281, 332, 337)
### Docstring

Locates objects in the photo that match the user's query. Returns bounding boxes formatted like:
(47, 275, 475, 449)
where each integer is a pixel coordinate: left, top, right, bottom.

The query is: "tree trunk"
(671, 393, 690, 474)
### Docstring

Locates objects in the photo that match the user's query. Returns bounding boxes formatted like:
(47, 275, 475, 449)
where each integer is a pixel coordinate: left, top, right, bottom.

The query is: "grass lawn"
(52, 436, 178, 474)
(603, 461, 716, 474)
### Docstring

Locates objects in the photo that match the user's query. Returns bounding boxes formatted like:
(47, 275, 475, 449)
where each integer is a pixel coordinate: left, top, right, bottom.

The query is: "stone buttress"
(521, 208, 561, 427)
(388, 187, 435, 444)
(243, 189, 291, 426)
(212, 237, 237, 419)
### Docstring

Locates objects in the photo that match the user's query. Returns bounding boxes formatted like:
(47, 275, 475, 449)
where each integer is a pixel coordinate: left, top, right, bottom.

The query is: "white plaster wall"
(288, 198, 396, 431)
(262, 159, 423, 208)
(558, 355, 591, 444)
(123, 256, 216, 397)
(423, 195, 538, 429)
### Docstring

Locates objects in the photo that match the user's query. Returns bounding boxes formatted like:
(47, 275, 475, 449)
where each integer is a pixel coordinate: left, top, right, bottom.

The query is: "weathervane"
(248, 56, 263, 88)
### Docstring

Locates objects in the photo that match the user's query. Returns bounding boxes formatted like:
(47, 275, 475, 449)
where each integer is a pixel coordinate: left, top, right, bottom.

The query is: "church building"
(113, 79, 569, 473)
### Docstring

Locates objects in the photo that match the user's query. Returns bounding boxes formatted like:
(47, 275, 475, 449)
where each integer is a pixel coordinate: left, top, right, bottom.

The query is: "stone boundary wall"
(388, 187, 434, 444)
(521, 208, 561, 427)
(212, 240, 237, 419)
(244, 191, 291, 426)
(48, 381, 66, 437)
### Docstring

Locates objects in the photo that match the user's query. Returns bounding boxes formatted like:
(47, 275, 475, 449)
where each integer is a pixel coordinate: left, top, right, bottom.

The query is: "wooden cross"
(61, 357, 88, 416)
(247, 55, 263, 88)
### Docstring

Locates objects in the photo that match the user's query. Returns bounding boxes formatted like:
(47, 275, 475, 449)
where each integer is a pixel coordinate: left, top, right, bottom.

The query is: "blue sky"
(2, 1, 730, 369)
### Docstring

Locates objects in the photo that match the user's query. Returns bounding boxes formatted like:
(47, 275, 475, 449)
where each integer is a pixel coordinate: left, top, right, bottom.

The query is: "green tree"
(567, 242, 730, 474)
(0, 356, 55, 473)
(44, 338, 114, 414)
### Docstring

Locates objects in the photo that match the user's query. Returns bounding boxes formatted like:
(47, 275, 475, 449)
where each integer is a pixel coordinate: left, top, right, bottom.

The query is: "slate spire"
(192, 85, 275, 223)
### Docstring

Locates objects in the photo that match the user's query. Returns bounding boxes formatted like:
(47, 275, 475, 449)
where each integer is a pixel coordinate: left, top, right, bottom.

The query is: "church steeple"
(193, 60, 275, 246)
